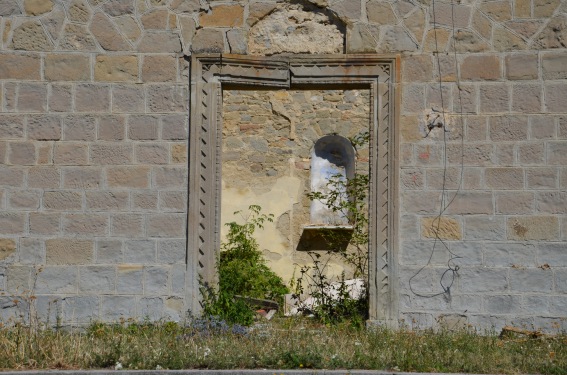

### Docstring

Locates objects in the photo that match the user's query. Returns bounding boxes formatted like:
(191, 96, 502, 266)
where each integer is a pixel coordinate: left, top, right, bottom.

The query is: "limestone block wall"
(0, 0, 565, 331)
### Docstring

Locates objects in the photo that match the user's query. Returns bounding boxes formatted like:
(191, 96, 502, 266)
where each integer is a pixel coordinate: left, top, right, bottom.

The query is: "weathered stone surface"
(515, 0, 531, 17)
(505, 20, 544, 40)
(366, 1, 396, 25)
(542, 53, 567, 79)
(128, 115, 159, 140)
(46, 239, 93, 264)
(480, 83, 510, 113)
(94, 55, 138, 82)
(421, 217, 462, 240)
(90, 12, 131, 51)
(11, 20, 53, 51)
(480, 0, 512, 22)
(170, 0, 200, 13)
(28, 115, 61, 140)
(0, 239, 16, 261)
(547, 141, 567, 165)
(505, 53, 538, 80)
(507, 216, 559, 240)
(249, 5, 343, 55)
(536, 192, 567, 213)
(461, 55, 500, 81)
(41, 4, 65, 40)
(494, 26, 527, 51)
(17, 83, 47, 112)
(226, 29, 247, 54)
(380, 25, 418, 52)
(75, 83, 111, 112)
(430, 3, 471, 29)
(24, 0, 53, 15)
(248, 2, 277, 26)
(489, 116, 528, 141)
(101, 0, 134, 16)
(512, 83, 542, 113)
(405, 8, 425, 42)
(423, 28, 450, 52)
(107, 166, 150, 188)
(8, 142, 36, 165)
(45, 54, 90, 81)
(534, 0, 561, 18)
(59, 24, 97, 50)
(178, 15, 195, 53)
(0, 0, 21, 16)
(453, 30, 490, 52)
(200, 4, 243, 27)
(402, 55, 432, 83)
(69, 0, 92, 23)
(346, 23, 378, 53)
(535, 15, 567, 48)
(137, 31, 181, 53)
(545, 83, 567, 113)
(141, 9, 168, 29)
(112, 85, 145, 113)
(54, 143, 88, 165)
(49, 84, 73, 112)
(114, 15, 141, 42)
(472, 10, 492, 40)
(329, 0, 361, 21)
(142, 55, 176, 82)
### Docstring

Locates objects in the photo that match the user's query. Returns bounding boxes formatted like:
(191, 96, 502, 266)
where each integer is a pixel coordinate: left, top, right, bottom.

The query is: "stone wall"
(0, 0, 566, 331)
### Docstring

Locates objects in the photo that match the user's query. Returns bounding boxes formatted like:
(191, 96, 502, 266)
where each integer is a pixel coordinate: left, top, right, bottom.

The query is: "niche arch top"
(189, 54, 398, 326)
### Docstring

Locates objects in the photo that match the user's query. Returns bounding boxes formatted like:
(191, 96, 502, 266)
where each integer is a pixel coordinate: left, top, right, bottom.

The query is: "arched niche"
(310, 135, 355, 225)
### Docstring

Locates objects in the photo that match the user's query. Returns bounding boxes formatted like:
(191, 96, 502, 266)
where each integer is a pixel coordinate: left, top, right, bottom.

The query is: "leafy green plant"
(293, 132, 370, 325)
(202, 205, 289, 325)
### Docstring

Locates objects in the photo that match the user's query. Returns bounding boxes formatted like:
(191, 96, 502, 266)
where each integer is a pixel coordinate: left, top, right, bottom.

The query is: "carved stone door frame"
(188, 54, 399, 326)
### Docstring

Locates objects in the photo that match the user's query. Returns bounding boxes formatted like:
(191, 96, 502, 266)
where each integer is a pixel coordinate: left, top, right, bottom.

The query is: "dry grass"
(0, 317, 565, 374)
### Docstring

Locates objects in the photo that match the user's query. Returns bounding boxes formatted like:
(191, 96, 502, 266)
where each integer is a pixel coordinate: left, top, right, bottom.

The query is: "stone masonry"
(0, 0, 566, 332)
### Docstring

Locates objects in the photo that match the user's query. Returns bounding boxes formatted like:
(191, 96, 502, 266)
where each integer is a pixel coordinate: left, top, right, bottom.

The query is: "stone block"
(420, 217, 462, 240)
(545, 83, 567, 113)
(489, 115, 528, 141)
(536, 192, 567, 213)
(518, 142, 544, 164)
(445, 192, 493, 215)
(142, 54, 177, 83)
(128, 115, 159, 140)
(96, 240, 123, 264)
(35, 266, 78, 293)
(547, 141, 567, 165)
(458, 267, 508, 293)
(79, 266, 116, 293)
(480, 84, 510, 113)
(45, 54, 90, 81)
(132, 191, 158, 211)
(0, 166, 24, 187)
(505, 53, 538, 80)
(101, 296, 136, 322)
(200, 4, 243, 27)
(226, 29, 247, 54)
(157, 239, 185, 264)
(94, 55, 138, 82)
(17, 83, 47, 112)
(117, 264, 143, 293)
(461, 55, 500, 81)
(0, 115, 24, 139)
(63, 296, 100, 323)
(401, 84, 425, 114)
(523, 295, 550, 315)
(49, 84, 73, 112)
(401, 168, 424, 190)
(101, 0, 134, 17)
(137, 31, 181, 53)
(158, 191, 186, 212)
(507, 216, 559, 241)
(510, 268, 553, 292)
(555, 269, 567, 293)
(124, 240, 156, 263)
(63, 213, 108, 235)
(112, 85, 145, 113)
(86, 191, 129, 211)
(11, 20, 53, 51)
(485, 295, 522, 314)
(90, 143, 132, 164)
(560, 117, 567, 139)
(526, 168, 558, 189)
(90, 12, 131, 51)
(54, 143, 88, 165)
(107, 166, 150, 188)
(28, 166, 60, 189)
(139, 296, 165, 320)
(483, 242, 536, 267)
(27, 115, 61, 140)
(43, 191, 83, 211)
(542, 53, 567, 80)
(68, 0, 91, 23)
(98, 115, 126, 140)
(24, 0, 54, 15)
(8, 190, 40, 209)
(144, 266, 169, 294)
(534, 0, 562, 18)
(58, 23, 98, 51)
(464, 216, 505, 241)
(0, 212, 25, 234)
(538, 243, 567, 267)
(453, 84, 477, 113)
(153, 166, 186, 188)
(401, 191, 441, 214)
(6, 265, 32, 293)
(8, 142, 36, 165)
(75, 84, 111, 112)
(171, 143, 187, 163)
(63, 115, 96, 141)
(29, 212, 60, 235)
(146, 213, 185, 237)
(111, 213, 144, 237)
(550, 296, 567, 316)
(161, 114, 188, 140)
(0, 238, 16, 261)
(402, 55, 433, 83)
(512, 83, 542, 113)
(485, 168, 524, 189)
(146, 85, 187, 112)
(191, 28, 224, 53)
(135, 143, 168, 164)
(46, 239, 93, 265)
(141, 9, 168, 29)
